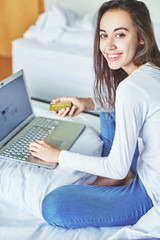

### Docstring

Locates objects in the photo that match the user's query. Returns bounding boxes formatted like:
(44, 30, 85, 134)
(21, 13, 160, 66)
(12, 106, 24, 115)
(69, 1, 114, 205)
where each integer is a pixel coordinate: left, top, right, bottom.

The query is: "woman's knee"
(42, 185, 72, 227)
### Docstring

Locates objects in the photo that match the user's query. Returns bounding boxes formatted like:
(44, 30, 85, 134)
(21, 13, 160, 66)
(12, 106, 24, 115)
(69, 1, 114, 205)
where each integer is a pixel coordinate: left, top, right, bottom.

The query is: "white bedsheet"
(0, 100, 160, 240)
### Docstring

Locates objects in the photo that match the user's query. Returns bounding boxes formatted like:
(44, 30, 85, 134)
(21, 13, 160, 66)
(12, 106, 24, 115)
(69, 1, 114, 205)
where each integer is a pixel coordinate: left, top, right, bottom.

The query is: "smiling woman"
(94, 0, 160, 111)
(99, 9, 143, 74)
(29, 0, 160, 229)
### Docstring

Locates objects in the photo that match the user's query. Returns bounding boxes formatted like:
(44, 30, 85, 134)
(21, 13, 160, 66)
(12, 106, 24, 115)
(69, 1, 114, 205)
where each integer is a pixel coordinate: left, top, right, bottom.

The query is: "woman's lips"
(106, 53, 122, 61)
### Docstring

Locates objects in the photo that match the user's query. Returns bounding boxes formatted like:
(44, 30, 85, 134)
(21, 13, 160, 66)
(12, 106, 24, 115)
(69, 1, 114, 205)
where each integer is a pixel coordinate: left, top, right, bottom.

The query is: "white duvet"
(23, 4, 94, 51)
(0, 101, 160, 240)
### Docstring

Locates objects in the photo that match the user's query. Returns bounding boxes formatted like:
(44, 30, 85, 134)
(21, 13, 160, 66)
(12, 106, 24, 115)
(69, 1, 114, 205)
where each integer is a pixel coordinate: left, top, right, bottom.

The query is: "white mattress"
(12, 38, 94, 102)
(0, 100, 160, 240)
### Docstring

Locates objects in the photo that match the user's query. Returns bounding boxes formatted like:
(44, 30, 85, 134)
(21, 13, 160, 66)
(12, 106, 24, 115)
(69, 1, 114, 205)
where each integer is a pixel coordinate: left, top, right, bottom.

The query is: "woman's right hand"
(51, 97, 95, 117)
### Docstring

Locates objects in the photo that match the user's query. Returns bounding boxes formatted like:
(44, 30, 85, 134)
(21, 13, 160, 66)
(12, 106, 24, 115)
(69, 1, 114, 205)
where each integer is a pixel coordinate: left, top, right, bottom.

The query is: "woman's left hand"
(29, 140, 61, 163)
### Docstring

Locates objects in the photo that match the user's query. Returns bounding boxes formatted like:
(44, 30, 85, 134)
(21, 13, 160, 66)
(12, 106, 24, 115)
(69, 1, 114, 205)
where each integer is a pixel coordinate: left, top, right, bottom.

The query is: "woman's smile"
(106, 53, 122, 61)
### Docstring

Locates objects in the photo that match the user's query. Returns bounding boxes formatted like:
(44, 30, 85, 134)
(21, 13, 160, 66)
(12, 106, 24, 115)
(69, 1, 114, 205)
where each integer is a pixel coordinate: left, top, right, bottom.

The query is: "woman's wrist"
(81, 97, 95, 111)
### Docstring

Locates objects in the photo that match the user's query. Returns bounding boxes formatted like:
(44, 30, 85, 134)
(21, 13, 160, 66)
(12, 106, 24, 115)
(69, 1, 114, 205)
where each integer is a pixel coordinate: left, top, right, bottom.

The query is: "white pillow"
(0, 127, 103, 219)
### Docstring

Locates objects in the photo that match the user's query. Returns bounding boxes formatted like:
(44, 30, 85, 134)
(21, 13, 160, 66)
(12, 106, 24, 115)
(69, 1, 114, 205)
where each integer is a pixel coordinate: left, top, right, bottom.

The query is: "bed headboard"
(44, 0, 106, 16)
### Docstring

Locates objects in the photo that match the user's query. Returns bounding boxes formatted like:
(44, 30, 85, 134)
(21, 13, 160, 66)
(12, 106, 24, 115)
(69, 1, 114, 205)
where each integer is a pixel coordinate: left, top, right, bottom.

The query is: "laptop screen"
(0, 74, 32, 141)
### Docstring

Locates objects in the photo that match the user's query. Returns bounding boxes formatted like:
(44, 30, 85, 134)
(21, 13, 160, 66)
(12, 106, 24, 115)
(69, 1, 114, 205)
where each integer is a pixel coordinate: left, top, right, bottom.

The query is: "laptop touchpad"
(47, 138, 65, 148)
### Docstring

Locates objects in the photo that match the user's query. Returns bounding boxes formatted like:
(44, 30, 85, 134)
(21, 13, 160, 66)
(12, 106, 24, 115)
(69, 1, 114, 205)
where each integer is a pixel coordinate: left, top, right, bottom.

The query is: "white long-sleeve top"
(59, 63, 160, 205)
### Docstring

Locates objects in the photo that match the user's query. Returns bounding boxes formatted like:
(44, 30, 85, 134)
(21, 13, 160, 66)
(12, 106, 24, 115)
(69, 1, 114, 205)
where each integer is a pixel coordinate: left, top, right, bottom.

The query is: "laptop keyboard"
(1, 118, 60, 161)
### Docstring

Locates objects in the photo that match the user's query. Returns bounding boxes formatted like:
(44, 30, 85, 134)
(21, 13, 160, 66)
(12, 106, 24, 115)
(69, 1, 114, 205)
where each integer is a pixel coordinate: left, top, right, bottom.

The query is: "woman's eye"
(100, 34, 107, 39)
(116, 33, 125, 38)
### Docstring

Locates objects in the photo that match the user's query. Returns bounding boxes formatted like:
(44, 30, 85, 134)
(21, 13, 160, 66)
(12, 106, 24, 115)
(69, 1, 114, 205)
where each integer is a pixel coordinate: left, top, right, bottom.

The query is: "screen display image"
(0, 75, 32, 141)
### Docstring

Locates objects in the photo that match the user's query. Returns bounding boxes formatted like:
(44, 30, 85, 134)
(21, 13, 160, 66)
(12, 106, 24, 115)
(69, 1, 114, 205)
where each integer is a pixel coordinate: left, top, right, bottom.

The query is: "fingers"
(29, 140, 48, 158)
(57, 107, 70, 117)
(29, 140, 46, 151)
(54, 106, 77, 117)
(29, 140, 60, 163)
(68, 105, 76, 117)
(51, 97, 73, 117)
(51, 96, 84, 117)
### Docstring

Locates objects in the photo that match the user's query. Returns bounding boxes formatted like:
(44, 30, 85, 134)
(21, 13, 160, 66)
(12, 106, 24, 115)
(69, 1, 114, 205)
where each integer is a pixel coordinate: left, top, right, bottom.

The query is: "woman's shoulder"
(119, 63, 160, 90)
(116, 63, 160, 107)
(130, 63, 160, 82)
(137, 63, 160, 77)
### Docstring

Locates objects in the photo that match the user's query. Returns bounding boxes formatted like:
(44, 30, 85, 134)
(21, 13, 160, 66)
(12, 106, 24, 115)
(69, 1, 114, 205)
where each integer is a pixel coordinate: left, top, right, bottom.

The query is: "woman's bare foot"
(91, 169, 135, 187)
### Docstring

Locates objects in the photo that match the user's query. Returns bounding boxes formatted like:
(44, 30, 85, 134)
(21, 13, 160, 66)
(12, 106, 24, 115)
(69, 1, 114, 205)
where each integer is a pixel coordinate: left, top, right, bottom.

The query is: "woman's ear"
(139, 39, 145, 45)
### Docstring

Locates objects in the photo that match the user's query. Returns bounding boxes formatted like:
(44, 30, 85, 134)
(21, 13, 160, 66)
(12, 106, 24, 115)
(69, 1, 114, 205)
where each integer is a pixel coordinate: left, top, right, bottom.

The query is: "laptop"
(0, 70, 85, 169)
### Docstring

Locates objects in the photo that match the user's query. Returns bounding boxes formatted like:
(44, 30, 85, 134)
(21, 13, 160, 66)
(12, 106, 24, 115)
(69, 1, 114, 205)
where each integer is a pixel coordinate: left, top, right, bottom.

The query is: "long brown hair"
(94, 0, 160, 110)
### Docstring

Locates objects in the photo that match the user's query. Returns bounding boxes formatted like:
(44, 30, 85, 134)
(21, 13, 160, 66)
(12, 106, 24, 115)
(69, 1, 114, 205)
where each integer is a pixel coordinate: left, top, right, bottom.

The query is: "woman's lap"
(42, 175, 153, 228)
(42, 112, 152, 228)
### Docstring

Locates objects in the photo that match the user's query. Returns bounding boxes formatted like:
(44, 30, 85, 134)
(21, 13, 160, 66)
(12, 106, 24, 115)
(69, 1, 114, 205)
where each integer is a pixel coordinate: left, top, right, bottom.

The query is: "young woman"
(29, 0, 160, 228)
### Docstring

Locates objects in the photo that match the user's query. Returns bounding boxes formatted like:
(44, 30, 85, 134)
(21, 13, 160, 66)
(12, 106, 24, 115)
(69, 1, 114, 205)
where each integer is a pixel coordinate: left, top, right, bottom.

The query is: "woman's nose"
(104, 38, 116, 51)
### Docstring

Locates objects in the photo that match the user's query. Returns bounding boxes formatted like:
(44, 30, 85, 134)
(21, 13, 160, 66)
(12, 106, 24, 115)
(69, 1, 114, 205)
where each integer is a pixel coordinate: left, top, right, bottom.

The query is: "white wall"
(44, 0, 105, 16)
(144, 0, 160, 24)
(44, 0, 160, 24)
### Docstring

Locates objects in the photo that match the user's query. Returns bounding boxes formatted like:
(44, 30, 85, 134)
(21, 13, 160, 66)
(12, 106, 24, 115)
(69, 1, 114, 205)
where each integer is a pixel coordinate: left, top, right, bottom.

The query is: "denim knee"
(42, 186, 70, 228)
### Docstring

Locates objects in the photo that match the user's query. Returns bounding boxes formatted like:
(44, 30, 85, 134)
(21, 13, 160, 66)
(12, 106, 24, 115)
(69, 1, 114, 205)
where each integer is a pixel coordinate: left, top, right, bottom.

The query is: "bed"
(0, 100, 160, 240)
(8, 2, 160, 239)
(12, 4, 95, 102)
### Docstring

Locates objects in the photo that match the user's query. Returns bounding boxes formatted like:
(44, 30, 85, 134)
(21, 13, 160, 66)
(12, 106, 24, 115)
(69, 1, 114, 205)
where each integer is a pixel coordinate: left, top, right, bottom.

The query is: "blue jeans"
(42, 112, 153, 228)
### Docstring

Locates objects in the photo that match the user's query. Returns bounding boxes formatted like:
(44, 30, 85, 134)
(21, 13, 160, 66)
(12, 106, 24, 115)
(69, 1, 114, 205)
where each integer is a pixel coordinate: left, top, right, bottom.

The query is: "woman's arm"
(58, 81, 148, 179)
(30, 80, 148, 179)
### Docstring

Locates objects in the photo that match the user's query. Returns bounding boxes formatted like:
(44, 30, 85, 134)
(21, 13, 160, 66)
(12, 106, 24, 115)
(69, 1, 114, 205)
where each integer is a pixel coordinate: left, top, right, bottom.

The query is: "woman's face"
(99, 9, 142, 75)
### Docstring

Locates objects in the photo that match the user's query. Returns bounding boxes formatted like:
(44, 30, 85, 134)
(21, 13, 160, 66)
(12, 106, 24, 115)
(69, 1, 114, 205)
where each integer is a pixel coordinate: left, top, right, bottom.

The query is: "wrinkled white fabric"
(23, 4, 94, 48)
